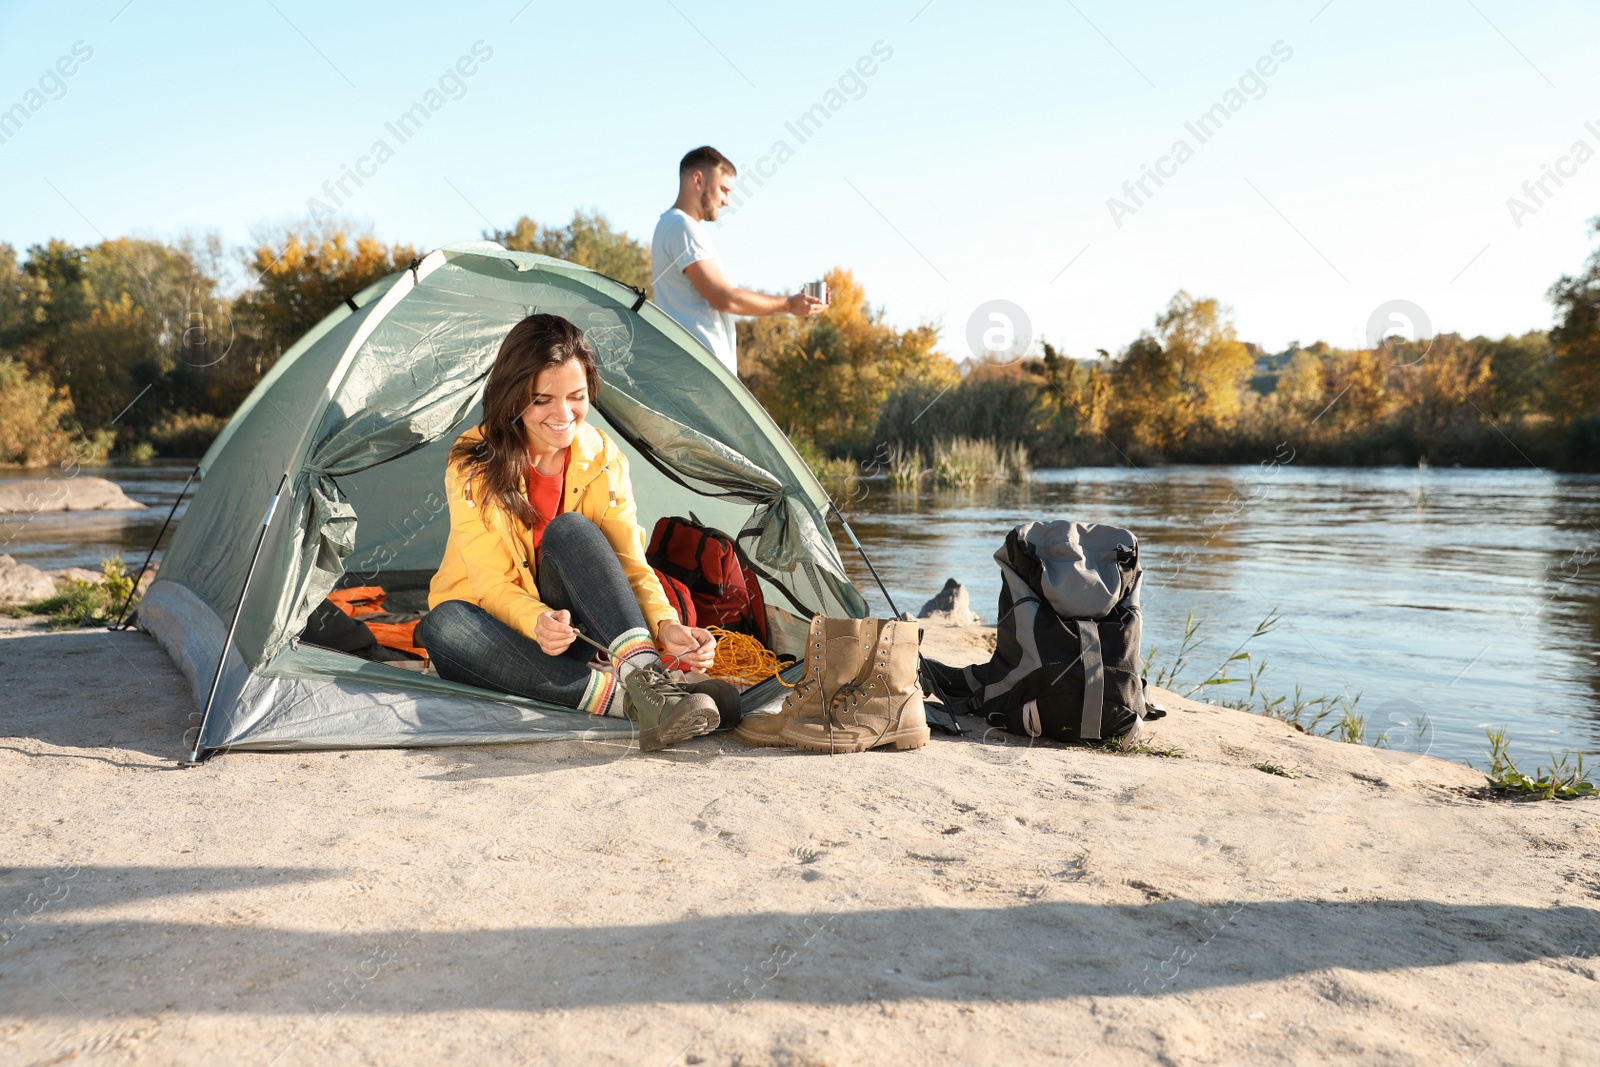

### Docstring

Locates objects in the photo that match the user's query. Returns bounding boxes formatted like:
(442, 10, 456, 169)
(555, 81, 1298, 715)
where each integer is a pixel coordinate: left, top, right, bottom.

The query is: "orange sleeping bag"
(327, 586, 426, 659)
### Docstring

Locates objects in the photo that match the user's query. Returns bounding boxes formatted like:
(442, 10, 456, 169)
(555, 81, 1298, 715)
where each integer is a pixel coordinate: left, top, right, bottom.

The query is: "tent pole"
(183, 472, 288, 766)
(826, 499, 904, 619)
(114, 464, 198, 630)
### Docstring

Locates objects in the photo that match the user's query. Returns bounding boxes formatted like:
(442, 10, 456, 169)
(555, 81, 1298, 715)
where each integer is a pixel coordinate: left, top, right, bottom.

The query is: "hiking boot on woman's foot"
(621, 664, 719, 751)
(689, 676, 743, 732)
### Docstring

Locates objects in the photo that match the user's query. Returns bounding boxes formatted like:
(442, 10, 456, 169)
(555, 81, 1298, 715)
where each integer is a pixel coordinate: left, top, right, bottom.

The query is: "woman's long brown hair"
(450, 313, 601, 527)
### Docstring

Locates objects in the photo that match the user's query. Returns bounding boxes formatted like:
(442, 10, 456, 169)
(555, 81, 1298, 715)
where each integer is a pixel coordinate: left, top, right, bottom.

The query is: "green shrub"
(1563, 413, 1600, 469)
(4, 556, 137, 630)
(875, 376, 1044, 458)
(787, 432, 857, 483)
(0, 359, 112, 467)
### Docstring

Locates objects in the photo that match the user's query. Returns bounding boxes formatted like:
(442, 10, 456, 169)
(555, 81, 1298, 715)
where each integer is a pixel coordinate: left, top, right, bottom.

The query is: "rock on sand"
(0, 554, 56, 603)
(917, 576, 981, 624)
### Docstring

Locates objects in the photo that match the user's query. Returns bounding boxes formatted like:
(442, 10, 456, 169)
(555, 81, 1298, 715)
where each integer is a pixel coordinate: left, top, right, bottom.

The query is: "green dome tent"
(135, 242, 867, 760)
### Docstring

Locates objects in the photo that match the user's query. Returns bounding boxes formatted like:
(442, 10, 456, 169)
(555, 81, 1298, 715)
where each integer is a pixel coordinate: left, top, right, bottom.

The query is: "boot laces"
(629, 662, 692, 699)
(822, 629, 900, 753)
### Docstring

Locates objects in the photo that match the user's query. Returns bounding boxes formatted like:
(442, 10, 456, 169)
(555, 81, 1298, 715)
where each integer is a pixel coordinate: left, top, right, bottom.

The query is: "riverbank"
(1, 617, 1596, 1065)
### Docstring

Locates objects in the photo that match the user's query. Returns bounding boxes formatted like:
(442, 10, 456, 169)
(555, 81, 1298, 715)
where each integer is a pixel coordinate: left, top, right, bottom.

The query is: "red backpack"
(652, 567, 697, 628)
(647, 516, 768, 644)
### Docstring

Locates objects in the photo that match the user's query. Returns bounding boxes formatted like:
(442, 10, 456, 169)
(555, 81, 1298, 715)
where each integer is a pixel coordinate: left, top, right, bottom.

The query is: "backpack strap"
(694, 526, 713, 577)
(654, 557, 723, 598)
(1077, 619, 1105, 740)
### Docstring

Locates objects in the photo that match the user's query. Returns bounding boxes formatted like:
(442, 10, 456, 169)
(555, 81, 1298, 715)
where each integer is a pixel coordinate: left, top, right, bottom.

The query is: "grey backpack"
(925, 520, 1156, 741)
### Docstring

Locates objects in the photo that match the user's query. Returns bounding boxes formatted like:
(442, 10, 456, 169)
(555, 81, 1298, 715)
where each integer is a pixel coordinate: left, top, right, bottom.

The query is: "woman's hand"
(658, 621, 716, 673)
(534, 609, 578, 657)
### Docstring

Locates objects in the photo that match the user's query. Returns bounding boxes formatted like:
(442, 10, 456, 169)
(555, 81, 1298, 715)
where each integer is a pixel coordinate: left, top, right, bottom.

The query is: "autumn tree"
(0, 242, 52, 351)
(1481, 330, 1553, 417)
(489, 210, 651, 295)
(1109, 291, 1253, 450)
(0, 237, 230, 433)
(1274, 349, 1325, 414)
(1316, 348, 1388, 431)
(1039, 340, 1111, 438)
(0, 359, 107, 465)
(1382, 333, 1497, 435)
(739, 267, 957, 450)
(234, 229, 420, 375)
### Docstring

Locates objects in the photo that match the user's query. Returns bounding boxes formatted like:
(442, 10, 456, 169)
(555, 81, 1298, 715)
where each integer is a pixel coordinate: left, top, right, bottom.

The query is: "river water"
(5, 460, 1597, 767)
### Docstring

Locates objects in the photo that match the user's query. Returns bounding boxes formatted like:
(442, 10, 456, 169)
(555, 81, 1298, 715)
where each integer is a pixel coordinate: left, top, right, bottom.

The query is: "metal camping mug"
(802, 280, 828, 304)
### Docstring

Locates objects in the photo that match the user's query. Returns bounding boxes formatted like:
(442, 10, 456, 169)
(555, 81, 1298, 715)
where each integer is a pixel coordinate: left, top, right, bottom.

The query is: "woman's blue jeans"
(416, 512, 655, 708)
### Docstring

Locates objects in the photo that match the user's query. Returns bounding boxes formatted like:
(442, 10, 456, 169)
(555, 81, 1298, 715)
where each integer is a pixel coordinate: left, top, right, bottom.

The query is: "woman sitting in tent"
(417, 313, 730, 750)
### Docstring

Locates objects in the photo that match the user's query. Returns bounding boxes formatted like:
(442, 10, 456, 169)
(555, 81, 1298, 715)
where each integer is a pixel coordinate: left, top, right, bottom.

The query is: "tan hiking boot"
(732, 615, 866, 747)
(781, 619, 929, 753)
(621, 663, 719, 751)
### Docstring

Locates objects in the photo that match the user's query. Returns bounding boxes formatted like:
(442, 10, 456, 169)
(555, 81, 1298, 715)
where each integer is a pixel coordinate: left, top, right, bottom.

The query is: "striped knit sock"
(578, 669, 622, 718)
(610, 627, 659, 675)
(578, 629, 660, 719)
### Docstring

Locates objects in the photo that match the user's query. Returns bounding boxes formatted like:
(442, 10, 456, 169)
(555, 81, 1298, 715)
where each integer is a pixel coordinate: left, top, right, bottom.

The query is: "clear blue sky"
(3, 0, 1598, 359)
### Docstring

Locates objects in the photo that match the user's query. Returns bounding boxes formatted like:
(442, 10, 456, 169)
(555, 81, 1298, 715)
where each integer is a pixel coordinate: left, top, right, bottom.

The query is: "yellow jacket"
(428, 422, 678, 641)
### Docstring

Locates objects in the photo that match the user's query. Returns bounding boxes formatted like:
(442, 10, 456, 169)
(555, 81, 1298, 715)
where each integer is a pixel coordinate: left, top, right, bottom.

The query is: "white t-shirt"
(651, 207, 738, 373)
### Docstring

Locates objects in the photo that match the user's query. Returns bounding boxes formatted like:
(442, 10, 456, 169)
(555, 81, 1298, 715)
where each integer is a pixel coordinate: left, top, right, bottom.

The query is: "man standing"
(651, 146, 825, 375)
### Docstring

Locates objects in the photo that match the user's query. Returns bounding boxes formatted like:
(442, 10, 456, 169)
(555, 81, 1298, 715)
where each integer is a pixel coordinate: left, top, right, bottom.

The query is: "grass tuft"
(1147, 609, 1374, 747)
(1088, 735, 1185, 758)
(1481, 727, 1596, 801)
(887, 443, 925, 489)
(885, 437, 1031, 490)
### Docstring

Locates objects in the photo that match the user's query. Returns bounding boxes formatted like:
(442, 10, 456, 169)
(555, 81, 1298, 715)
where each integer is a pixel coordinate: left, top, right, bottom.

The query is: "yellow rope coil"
(706, 627, 798, 688)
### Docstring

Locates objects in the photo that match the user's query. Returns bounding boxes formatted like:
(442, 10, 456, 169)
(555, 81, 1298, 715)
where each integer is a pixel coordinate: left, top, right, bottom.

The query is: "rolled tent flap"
(599, 381, 782, 495)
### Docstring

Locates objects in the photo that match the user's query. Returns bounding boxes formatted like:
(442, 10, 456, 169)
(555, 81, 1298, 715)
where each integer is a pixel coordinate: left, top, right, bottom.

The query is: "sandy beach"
(1, 615, 1597, 1066)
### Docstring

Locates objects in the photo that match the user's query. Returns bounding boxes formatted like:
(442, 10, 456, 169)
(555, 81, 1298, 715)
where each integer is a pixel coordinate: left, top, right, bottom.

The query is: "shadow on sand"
(3, 864, 1595, 1017)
